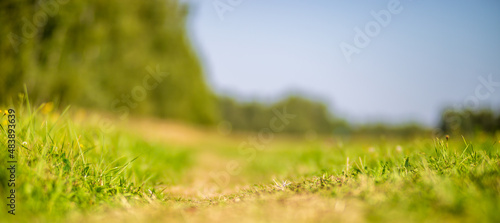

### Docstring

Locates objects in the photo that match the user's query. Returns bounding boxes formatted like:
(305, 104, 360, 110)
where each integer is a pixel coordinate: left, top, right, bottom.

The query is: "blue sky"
(184, 0, 500, 126)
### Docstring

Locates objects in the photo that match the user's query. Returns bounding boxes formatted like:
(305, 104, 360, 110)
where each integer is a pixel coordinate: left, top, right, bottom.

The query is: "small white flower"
(273, 179, 291, 190)
(22, 142, 28, 146)
(396, 145, 403, 152)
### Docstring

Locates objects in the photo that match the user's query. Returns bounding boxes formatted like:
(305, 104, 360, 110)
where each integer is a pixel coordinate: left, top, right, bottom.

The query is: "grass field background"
(1, 101, 499, 223)
(2, 1, 499, 222)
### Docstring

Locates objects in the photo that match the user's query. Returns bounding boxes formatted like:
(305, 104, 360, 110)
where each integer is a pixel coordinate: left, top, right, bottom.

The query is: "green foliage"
(439, 108, 500, 135)
(0, 0, 217, 124)
(352, 123, 430, 138)
(218, 95, 348, 134)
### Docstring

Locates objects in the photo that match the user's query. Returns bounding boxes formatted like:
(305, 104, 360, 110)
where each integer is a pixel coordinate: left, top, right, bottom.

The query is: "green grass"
(1, 102, 499, 222)
(0, 102, 192, 222)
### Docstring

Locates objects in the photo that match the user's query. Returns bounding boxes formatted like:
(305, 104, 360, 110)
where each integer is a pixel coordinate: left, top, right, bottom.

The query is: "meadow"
(2, 1, 499, 222)
(0, 100, 499, 223)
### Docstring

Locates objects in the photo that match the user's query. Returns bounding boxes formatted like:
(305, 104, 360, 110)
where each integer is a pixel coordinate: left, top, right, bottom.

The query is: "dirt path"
(121, 116, 254, 198)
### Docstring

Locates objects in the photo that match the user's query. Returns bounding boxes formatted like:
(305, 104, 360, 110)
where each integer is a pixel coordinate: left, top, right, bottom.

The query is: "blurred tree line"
(0, 0, 217, 124)
(218, 96, 349, 134)
(218, 95, 434, 137)
(350, 123, 429, 138)
(439, 108, 500, 135)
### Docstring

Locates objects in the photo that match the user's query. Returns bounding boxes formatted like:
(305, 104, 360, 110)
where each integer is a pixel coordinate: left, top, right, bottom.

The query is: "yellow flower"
(41, 102, 54, 114)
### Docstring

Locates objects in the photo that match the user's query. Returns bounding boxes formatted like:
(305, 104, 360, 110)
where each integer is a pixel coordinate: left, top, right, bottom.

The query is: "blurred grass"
(0, 101, 499, 222)
(0, 101, 193, 222)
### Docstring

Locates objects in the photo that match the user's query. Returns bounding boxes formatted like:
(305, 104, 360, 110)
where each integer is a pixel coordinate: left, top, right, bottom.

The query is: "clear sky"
(184, 0, 500, 126)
